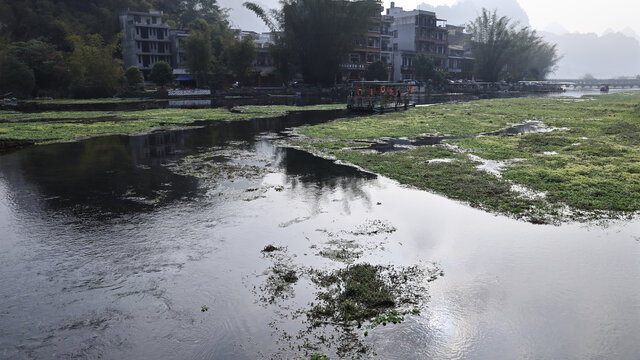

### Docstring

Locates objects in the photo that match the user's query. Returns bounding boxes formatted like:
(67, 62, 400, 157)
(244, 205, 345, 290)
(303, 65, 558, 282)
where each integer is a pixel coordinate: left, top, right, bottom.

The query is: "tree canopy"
(149, 61, 173, 86)
(245, 0, 381, 85)
(0, 0, 255, 97)
(467, 8, 559, 81)
(66, 34, 124, 98)
(125, 66, 143, 87)
(365, 61, 388, 81)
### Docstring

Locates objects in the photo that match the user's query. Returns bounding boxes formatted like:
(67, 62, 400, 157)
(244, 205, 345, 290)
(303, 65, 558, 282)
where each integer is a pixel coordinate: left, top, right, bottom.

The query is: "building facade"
(387, 2, 448, 81)
(445, 25, 474, 80)
(119, 10, 186, 78)
(338, 5, 386, 82)
(237, 31, 278, 86)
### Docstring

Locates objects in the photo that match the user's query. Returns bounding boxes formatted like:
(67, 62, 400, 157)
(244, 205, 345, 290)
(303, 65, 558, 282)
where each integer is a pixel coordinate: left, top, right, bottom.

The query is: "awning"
(175, 75, 195, 81)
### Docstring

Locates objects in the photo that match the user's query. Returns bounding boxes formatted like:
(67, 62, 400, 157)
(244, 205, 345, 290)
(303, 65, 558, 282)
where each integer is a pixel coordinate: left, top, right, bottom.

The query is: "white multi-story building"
(387, 2, 448, 81)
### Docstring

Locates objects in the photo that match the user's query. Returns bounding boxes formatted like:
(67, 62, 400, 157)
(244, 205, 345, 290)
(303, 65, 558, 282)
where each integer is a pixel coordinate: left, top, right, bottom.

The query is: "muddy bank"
(0, 139, 36, 153)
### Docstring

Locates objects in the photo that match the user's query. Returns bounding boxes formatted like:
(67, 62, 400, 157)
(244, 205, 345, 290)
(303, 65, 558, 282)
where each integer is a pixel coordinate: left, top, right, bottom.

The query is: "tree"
(467, 8, 559, 82)
(245, 0, 381, 85)
(0, 54, 36, 97)
(149, 61, 173, 87)
(66, 33, 124, 98)
(504, 27, 559, 81)
(413, 55, 435, 82)
(365, 61, 388, 81)
(125, 66, 143, 87)
(184, 19, 214, 87)
(6, 39, 66, 91)
(227, 37, 256, 83)
(467, 9, 514, 82)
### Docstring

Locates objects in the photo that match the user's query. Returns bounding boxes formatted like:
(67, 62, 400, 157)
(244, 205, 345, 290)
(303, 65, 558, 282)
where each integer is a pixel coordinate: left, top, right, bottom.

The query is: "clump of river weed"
(254, 240, 442, 358)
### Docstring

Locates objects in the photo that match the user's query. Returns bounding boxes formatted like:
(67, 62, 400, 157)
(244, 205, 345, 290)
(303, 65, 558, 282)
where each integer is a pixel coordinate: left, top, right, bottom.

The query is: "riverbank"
(0, 104, 343, 147)
(292, 92, 640, 223)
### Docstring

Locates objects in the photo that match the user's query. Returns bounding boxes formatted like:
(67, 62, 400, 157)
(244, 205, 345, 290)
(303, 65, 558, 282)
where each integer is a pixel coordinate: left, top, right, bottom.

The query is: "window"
(393, 43, 398, 51)
(134, 15, 141, 23)
(152, 17, 157, 24)
(367, 54, 374, 63)
(393, 30, 398, 38)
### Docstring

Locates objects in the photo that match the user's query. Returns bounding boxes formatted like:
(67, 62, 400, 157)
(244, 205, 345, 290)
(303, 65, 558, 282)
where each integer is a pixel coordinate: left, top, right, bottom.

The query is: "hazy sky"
(221, 0, 640, 36)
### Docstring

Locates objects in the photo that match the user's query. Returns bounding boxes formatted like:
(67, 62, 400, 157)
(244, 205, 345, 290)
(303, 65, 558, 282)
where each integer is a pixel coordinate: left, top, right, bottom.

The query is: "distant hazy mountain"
(541, 31, 640, 79)
(415, 0, 530, 27)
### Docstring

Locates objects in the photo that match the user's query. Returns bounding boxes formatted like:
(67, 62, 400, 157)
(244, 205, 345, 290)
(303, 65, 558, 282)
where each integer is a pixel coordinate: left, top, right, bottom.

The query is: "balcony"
(340, 63, 366, 70)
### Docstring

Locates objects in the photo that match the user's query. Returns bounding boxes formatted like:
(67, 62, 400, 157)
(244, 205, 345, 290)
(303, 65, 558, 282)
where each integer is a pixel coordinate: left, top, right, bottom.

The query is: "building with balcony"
(446, 25, 474, 80)
(380, 14, 394, 80)
(119, 10, 186, 79)
(237, 31, 279, 86)
(386, 2, 448, 81)
(338, 4, 386, 82)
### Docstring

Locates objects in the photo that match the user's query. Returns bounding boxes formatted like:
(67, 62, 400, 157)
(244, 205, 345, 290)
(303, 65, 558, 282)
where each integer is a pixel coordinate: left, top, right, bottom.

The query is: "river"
(0, 107, 639, 359)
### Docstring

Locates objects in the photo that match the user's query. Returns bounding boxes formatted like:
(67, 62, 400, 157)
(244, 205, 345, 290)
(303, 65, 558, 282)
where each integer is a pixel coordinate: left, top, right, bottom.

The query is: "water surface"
(1, 110, 639, 359)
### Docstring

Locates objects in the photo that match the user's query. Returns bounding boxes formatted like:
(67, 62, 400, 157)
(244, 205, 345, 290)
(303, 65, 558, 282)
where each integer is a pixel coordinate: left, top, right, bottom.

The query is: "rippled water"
(1, 110, 639, 359)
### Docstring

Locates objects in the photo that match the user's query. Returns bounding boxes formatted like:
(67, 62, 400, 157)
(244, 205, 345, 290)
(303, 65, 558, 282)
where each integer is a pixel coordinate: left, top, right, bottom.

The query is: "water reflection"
(0, 110, 349, 217)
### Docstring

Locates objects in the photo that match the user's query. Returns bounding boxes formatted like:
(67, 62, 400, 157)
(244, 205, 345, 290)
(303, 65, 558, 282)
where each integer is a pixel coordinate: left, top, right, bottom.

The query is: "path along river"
(0, 104, 639, 359)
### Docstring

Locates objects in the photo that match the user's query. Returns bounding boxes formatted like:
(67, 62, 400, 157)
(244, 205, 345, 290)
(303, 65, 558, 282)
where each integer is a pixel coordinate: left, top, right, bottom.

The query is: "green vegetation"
(413, 55, 446, 86)
(244, 0, 380, 85)
(20, 98, 154, 105)
(0, 0, 261, 97)
(308, 263, 429, 326)
(66, 34, 124, 98)
(261, 244, 280, 253)
(295, 93, 640, 222)
(250, 218, 440, 358)
(364, 61, 388, 82)
(233, 104, 344, 114)
(0, 104, 342, 144)
(201, 305, 209, 312)
(310, 354, 329, 360)
(125, 66, 144, 87)
(468, 9, 559, 81)
(149, 61, 173, 87)
(184, 19, 214, 88)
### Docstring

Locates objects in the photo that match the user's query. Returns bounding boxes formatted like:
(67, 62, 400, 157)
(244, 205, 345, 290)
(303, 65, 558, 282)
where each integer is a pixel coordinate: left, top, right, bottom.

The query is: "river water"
(1, 108, 639, 359)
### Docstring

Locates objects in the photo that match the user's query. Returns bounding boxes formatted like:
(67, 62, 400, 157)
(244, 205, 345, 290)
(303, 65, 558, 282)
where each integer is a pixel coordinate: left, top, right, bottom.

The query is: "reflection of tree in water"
(0, 108, 351, 218)
(276, 147, 377, 210)
(3, 133, 201, 217)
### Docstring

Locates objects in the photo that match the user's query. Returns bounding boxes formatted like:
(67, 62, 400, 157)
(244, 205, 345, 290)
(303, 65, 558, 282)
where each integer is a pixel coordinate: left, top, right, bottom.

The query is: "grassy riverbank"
(0, 104, 343, 145)
(295, 92, 640, 223)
